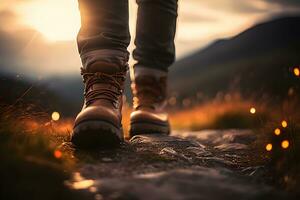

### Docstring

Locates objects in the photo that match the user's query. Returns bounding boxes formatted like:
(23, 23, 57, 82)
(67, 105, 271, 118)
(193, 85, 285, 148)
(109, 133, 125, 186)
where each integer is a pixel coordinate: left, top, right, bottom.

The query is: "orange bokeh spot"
(281, 140, 289, 149)
(294, 67, 300, 77)
(265, 143, 272, 151)
(274, 128, 281, 136)
(281, 120, 288, 128)
(54, 150, 62, 158)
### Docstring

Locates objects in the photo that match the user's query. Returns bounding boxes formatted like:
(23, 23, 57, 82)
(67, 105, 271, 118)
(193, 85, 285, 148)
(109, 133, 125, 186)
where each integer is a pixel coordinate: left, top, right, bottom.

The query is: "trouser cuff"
(80, 49, 129, 69)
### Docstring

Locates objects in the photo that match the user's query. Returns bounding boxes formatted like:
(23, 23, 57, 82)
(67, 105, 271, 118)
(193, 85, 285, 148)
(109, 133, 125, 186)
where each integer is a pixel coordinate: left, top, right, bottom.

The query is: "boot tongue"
(90, 83, 116, 92)
(87, 62, 123, 74)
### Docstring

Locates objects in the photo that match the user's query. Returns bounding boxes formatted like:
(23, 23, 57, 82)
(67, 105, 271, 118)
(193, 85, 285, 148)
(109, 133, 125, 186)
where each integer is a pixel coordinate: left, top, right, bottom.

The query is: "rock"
(159, 147, 178, 156)
(242, 166, 267, 178)
(224, 154, 242, 159)
(186, 147, 212, 157)
(214, 143, 248, 151)
(101, 157, 113, 162)
(172, 129, 256, 146)
(198, 156, 236, 167)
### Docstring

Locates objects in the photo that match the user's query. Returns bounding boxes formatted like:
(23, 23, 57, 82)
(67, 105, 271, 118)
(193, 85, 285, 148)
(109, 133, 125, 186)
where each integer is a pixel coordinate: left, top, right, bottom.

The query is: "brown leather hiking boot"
(129, 67, 170, 137)
(72, 62, 128, 148)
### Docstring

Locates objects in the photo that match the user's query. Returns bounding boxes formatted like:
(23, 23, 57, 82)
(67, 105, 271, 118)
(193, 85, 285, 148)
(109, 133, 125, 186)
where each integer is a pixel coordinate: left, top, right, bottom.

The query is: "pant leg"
(133, 0, 178, 72)
(77, 0, 130, 69)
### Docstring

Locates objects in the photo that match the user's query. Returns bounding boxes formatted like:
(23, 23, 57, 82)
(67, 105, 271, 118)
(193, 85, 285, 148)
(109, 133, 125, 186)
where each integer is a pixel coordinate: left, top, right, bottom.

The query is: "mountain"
(41, 75, 84, 112)
(169, 16, 300, 103)
(0, 73, 80, 116)
(41, 73, 133, 110)
(0, 71, 133, 117)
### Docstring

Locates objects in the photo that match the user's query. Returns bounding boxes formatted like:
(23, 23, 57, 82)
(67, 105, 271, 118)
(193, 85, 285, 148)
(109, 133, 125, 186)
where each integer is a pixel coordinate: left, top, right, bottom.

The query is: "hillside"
(0, 73, 78, 116)
(169, 16, 300, 103)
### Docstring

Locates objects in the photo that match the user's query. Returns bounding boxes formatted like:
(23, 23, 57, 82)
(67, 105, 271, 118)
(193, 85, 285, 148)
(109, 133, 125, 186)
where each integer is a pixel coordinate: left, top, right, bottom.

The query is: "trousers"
(77, 0, 178, 71)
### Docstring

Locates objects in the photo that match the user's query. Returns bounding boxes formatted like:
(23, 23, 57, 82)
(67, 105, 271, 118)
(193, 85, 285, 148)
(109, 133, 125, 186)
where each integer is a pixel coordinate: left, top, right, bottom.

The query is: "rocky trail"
(64, 130, 291, 200)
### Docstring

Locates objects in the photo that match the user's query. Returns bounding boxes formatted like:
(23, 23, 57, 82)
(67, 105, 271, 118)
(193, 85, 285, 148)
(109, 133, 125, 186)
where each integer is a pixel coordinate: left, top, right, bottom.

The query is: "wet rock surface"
(67, 130, 291, 200)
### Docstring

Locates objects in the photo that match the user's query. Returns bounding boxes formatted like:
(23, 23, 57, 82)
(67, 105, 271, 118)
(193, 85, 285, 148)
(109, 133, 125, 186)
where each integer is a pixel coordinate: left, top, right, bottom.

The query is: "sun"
(19, 0, 81, 41)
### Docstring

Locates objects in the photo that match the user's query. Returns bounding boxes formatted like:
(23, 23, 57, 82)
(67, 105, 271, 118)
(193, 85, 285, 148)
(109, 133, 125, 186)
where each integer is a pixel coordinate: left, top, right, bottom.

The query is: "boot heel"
(129, 121, 170, 138)
(72, 120, 123, 149)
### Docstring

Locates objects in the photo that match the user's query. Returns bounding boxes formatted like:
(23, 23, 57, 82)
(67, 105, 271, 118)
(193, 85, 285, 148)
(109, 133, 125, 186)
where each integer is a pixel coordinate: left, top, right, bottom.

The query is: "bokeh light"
(250, 107, 256, 114)
(168, 97, 177, 106)
(294, 67, 300, 77)
(51, 112, 60, 121)
(281, 120, 288, 128)
(281, 140, 290, 149)
(266, 143, 273, 151)
(54, 150, 62, 158)
(274, 128, 281, 136)
(72, 180, 95, 190)
(182, 98, 191, 107)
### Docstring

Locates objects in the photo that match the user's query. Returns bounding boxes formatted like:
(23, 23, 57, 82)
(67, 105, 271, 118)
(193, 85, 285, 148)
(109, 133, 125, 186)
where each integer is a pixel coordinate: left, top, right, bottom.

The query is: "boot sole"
(72, 120, 123, 149)
(129, 121, 170, 138)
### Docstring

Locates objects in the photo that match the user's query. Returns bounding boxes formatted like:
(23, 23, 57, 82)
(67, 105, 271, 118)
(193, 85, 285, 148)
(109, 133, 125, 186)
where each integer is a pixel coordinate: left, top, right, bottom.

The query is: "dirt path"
(65, 130, 289, 200)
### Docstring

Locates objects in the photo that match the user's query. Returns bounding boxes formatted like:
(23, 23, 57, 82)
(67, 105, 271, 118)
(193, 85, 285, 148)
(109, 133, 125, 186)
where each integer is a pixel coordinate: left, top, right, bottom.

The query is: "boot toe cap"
(74, 106, 121, 128)
(130, 110, 169, 125)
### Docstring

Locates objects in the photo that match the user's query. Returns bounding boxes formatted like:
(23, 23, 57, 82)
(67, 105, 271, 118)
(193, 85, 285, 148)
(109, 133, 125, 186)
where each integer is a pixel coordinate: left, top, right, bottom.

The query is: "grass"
(263, 120, 300, 192)
(169, 95, 268, 131)
(0, 105, 84, 200)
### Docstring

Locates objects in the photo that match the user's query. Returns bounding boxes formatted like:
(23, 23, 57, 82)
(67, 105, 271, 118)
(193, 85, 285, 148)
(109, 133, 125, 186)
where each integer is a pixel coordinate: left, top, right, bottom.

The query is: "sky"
(0, 0, 299, 77)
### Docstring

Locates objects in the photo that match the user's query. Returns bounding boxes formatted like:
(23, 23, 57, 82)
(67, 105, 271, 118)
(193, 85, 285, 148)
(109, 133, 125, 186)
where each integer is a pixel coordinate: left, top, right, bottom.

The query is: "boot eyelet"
(113, 101, 119, 108)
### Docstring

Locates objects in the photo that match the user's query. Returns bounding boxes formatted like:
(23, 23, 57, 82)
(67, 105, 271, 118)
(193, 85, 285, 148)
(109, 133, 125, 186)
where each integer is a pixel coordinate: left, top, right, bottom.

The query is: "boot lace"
(81, 68, 125, 107)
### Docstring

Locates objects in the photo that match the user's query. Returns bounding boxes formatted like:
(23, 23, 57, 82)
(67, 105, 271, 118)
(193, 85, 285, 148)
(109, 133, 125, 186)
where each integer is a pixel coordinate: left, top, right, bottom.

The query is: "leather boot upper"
(74, 62, 128, 128)
(130, 67, 169, 125)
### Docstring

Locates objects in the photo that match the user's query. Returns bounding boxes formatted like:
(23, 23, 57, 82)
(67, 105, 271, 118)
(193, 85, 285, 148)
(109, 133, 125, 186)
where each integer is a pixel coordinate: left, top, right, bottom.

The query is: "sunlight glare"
(72, 180, 95, 190)
(19, 0, 81, 41)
